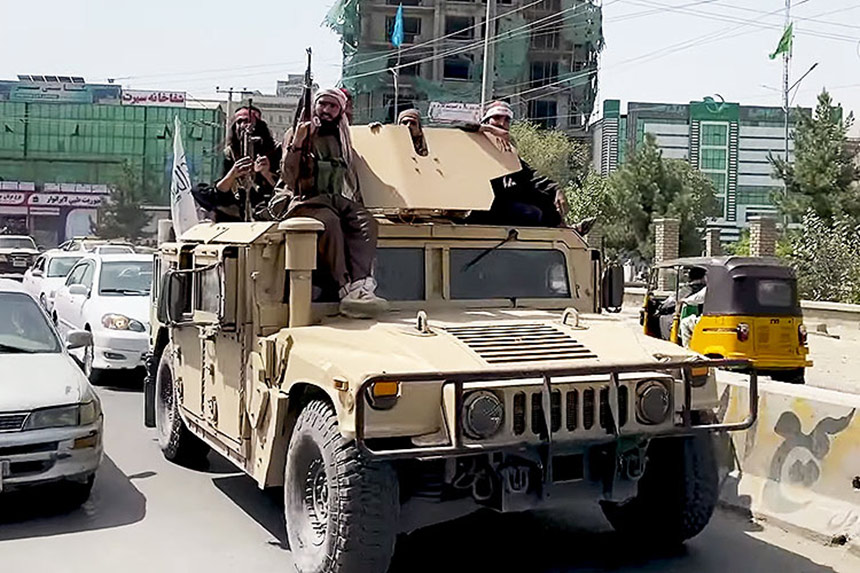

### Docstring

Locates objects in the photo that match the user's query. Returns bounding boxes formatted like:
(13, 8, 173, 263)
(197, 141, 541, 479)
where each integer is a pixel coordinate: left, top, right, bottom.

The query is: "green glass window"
(737, 186, 776, 205)
(700, 148, 727, 170)
(701, 123, 728, 146)
(704, 172, 727, 194)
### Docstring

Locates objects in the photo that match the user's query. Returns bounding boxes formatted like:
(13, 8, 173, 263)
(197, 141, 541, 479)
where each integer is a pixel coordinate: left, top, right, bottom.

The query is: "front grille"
(445, 324, 597, 364)
(0, 414, 27, 432)
(0, 442, 58, 457)
(512, 386, 629, 437)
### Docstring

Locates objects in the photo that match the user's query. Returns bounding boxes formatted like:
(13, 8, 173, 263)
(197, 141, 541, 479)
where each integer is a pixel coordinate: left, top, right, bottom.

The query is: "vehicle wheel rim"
(84, 348, 93, 377)
(303, 455, 329, 546)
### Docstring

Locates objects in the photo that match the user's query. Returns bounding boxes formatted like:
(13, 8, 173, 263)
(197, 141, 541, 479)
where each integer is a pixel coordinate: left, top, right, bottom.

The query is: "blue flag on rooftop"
(391, 4, 404, 48)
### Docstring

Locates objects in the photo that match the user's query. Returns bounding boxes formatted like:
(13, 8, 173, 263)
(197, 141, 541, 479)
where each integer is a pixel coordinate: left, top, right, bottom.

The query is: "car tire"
(82, 345, 104, 385)
(285, 399, 399, 573)
(600, 432, 719, 545)
(59, 474, 95, 511)
(154, 344, 209, 465)
(769, 368, 805, 384)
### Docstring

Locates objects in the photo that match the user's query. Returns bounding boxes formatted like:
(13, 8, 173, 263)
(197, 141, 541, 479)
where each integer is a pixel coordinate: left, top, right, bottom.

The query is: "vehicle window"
(65, 263, 87, 286)
(757, 279, 794, 307)
(81, 263, 95, 289)
(376, 248, 425, 301)
(0, 292, 61, 354)
(195, 266, 222, 314)
(450, 249, 570, 300)
(99, 261, 152, 295)
(34, 257, 45, 272)
(0, 237, 37, 250)
(47, 256, 82, 277)
(96, 246, 135, 254)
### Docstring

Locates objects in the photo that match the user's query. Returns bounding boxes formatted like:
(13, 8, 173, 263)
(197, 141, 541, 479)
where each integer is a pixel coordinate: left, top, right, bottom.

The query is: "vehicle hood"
(0, 248, 39, 255)
(0, 353, 89, 412)
(280, 308, 699, 385)
(88, 294, 150, 326)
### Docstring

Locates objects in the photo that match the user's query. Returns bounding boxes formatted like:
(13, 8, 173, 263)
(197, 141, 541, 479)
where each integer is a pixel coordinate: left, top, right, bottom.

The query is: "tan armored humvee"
(143, 126, 757, 573)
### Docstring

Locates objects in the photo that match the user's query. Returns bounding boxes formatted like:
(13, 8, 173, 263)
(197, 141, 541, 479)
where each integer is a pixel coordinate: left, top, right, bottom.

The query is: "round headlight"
(462, 391, 504, 440)
(636, 380, 670, 425)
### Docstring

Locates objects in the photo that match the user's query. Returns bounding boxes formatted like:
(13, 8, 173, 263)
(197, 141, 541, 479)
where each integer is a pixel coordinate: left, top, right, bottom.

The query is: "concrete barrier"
(716, 378, 860, 552)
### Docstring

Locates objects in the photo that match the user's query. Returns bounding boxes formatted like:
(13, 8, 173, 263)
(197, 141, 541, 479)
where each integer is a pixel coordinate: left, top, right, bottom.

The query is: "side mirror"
(66, 330, 93, 350)
(601, 264, 624, 313)
(157, 270, 191, 325)
(68, 284, 90, 297)
(32, 269, 43, 278)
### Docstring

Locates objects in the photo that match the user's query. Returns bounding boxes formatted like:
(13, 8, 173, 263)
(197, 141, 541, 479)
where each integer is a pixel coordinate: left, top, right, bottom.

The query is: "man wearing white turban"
(279, 88, 387, 318)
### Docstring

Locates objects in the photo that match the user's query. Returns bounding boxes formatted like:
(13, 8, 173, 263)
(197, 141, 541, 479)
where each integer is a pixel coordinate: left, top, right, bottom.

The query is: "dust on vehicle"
(144, 125, 758, 573)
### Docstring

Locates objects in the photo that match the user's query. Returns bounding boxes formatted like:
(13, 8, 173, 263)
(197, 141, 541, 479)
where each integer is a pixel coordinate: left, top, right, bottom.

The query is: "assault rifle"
(292, 47, 315, 199)
(240, 97, 262, 221)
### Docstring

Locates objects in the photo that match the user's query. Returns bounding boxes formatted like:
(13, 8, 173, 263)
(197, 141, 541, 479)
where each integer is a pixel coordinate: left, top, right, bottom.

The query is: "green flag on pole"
(769, 23, 793, 60)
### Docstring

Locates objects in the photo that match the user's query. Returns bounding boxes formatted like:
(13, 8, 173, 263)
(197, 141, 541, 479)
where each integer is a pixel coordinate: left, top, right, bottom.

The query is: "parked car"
(0, 235, 40, 280)
(23, 251, 84, 310)
(53, 254, 153, 383)
(0, 279, 103, 505)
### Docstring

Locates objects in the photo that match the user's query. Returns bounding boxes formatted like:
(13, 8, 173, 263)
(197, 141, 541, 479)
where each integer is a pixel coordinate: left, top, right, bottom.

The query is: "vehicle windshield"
(95, 246, 135, 254)
(47, 256, 82, 277)
(99, 261, 153, 295)
(450, 249, 570, 299)
(0, 237, 36, 250)
(0, 292, 61, 354)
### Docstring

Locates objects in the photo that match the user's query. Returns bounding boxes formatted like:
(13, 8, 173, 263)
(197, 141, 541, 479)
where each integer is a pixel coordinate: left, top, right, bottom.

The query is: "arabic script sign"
(0, 192, 26, 206)
(428, 102, 482, 124)
(28, 194, 104, 208)
(121, 90, 187, 107)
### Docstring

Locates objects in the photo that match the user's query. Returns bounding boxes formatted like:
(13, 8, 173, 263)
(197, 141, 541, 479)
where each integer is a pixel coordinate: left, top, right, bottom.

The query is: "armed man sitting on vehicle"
(276, 88, 388, 319)
(464, 101, 569, 228)
(397, 109, 429, 156)
(192, 106, 281, 222)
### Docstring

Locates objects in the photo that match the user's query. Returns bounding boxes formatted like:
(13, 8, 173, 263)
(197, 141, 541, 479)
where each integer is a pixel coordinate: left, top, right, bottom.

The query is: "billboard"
(121, 90, 187, 107)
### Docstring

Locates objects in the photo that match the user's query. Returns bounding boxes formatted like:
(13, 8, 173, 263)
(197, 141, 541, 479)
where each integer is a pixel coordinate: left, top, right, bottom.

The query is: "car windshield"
(0, 237, 36, 250)
(450, 249, 570, 300)
(99, 261, 153, 295)
(0, 292, 61, 354)
(96, 246, 134, 254)
(47, 256, 82, 277)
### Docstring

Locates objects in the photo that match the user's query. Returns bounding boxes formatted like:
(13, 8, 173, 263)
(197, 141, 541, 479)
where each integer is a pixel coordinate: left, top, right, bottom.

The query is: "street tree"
(605, 133, 719, 260)
(94, 163, 151, 242)
(771, 89, 860, 224)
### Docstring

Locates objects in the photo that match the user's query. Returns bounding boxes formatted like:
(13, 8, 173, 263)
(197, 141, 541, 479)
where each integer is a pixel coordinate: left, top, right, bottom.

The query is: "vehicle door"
(23, 256, 46, 303)
(53, 261, 91, 334)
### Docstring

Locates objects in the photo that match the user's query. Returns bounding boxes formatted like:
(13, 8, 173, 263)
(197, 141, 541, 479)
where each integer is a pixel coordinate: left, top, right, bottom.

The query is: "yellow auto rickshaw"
(641, 257, 811, 383)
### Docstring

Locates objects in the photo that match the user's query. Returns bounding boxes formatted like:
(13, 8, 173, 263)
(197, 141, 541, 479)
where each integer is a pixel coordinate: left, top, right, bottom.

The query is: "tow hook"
(620, 446, 647, 481)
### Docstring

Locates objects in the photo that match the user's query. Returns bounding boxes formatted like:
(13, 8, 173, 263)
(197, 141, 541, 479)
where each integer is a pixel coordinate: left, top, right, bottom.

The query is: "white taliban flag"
(170, 116, 199, 237)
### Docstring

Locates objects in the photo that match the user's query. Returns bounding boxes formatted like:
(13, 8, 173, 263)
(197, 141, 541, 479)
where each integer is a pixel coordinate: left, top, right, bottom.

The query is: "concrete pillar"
(705, 228, 722, 257)
(749, 216, 776, 258)
(654, 218, 680, 291)
(157, 219, 175, 246)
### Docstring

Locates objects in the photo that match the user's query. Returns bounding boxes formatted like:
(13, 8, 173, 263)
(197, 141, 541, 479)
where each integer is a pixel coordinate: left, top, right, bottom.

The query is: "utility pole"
(480, 0, 497, 111)
(215, 87, 253, 139)
(782, 0, 792, 229)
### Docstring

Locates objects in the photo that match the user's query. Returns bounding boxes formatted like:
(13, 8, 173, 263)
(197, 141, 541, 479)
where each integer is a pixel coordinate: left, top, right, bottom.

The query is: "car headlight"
(462, 390, 505, 440)
(636, 380, 671, 425)
(102, 313, 146, 332)
(24, 400, 101, 430)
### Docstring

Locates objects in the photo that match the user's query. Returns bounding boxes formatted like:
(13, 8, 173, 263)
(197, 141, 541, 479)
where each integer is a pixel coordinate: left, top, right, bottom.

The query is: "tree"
(771, 90, 860, 224)
(785, 210, 860, 304)
(604, 134, 719, 260)
(94, 163, 151, 241)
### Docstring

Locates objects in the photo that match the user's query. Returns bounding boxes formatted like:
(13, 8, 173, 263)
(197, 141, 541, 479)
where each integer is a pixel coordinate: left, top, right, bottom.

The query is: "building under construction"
(327, 0, 603, 134)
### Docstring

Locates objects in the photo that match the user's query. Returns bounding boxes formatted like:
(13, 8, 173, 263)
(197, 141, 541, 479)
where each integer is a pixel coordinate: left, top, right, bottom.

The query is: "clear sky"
(1, 1, 858, 131)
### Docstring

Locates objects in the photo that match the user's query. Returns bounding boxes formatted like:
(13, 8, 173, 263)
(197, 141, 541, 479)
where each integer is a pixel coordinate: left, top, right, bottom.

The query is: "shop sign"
(0, 192, 26, 206)
(121, 90, 187, 107)
(28, 194, 104, 208)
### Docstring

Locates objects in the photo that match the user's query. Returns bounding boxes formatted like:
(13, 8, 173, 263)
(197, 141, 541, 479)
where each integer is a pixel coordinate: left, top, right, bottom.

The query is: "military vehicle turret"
(144, 125, 757, 573)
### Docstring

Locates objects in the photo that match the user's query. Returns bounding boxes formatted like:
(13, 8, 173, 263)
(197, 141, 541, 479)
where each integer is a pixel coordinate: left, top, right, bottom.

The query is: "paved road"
(2, 385, 860, 572)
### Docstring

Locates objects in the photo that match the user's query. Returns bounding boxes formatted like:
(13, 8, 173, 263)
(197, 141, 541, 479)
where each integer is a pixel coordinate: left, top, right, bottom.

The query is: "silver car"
(0, 279, 103, 506)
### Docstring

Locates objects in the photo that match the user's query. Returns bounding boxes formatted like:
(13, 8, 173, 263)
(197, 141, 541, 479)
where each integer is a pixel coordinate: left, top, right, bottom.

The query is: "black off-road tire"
(154, 344, 209, 465)
(285, 399, 399, 573)
(59, 474, 95, 511)
(601, 433, 719, 545)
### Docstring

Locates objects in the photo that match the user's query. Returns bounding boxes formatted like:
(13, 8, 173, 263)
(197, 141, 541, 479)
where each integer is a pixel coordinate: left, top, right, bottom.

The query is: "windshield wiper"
(462, 229, 519, 271)
(0, 343, 38, 354)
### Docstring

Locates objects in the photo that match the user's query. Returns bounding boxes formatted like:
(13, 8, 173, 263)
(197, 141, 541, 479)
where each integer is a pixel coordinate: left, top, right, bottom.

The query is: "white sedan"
(53, 254, 153, 383)
(22, 251, 84, 310)
(0, 280, 103, 504)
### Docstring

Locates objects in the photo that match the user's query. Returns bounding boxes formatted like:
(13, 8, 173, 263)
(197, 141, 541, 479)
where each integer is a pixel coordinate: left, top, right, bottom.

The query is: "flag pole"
(393, 46, 401, 120)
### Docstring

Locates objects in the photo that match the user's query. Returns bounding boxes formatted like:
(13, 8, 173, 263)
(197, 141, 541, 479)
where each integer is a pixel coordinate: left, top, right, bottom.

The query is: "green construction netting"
(324, 0, 361, 55)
